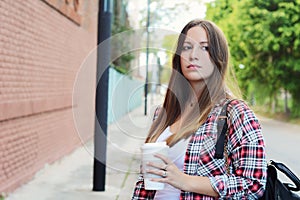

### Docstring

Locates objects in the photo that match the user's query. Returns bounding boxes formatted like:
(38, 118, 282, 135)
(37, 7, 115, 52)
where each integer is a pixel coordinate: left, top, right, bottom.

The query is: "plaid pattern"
(132, 99, 267, 199)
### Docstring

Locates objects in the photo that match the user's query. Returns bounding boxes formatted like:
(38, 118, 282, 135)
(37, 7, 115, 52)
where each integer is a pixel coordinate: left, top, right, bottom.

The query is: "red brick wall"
(0, 0, 98, 193)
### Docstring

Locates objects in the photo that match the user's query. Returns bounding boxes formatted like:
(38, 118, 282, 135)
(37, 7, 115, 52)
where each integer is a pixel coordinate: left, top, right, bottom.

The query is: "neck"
(189, 80, 205, 99)
(185, 81, 205, 108)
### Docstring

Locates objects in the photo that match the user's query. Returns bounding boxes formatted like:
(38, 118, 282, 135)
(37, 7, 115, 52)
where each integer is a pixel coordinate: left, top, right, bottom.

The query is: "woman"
(132, 19, 267, 199)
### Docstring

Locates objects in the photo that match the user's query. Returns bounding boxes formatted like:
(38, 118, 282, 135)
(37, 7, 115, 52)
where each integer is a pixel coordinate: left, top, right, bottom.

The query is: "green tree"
(111, 0, 134, 75)
(160, 34, 178, 83)
(206, 0, 300, 117)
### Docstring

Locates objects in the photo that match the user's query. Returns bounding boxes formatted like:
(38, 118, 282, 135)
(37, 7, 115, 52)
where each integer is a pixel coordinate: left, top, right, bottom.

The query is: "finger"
(146, 168, 164, 177)
(150, 177, 167, 183)
(147, 161, 164, 169)
(154, 153, 172, 164)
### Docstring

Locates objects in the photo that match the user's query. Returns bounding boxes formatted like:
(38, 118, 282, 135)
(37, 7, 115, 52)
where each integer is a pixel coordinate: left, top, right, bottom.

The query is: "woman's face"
(180, 26, 214, 83)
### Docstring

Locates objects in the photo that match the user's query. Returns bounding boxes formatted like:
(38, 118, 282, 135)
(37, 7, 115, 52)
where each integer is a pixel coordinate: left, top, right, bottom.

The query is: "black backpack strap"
(214, 100, 231, 159)
(270, 160, 300, 191)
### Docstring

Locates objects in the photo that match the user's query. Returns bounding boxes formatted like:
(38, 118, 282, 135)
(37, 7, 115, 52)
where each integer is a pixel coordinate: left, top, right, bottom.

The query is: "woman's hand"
(146, 153, 189, 191)
(146, 153, 219, 197)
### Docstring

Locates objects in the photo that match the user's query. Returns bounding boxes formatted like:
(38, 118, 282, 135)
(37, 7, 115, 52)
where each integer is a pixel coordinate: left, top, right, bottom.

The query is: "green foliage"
(160, 34, 178, 83)
(206, 0, 300, 118)
(111, 0, 134, 75)
(0, 193, 5, 200)
(161, 34, 177, 64)
(112, 63, 130, 75)
(162, 34, 178, 53)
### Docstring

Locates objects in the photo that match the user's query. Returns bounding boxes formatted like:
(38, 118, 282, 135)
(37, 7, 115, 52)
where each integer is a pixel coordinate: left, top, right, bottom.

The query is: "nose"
(189, 46, 200, 61)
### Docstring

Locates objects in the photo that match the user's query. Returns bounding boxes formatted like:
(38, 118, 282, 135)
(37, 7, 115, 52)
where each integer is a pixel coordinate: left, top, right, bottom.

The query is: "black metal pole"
(93, 0, 112, 192)
(144, 0, 150, 115)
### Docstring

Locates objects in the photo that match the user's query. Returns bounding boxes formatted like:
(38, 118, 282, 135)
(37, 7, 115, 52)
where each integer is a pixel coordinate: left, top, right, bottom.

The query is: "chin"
(186, 77, 205, 82)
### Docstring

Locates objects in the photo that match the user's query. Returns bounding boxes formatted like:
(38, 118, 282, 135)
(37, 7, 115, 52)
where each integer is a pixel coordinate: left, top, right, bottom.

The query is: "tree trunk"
(272, 92, 277, 114)
(284, 89, 290, 115)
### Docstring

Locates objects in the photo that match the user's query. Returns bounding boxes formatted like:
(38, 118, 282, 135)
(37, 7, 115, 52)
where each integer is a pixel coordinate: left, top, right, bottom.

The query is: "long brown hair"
(146, 19, 232, 146)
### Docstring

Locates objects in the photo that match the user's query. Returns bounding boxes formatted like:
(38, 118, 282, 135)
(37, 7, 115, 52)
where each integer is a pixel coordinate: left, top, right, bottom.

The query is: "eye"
(182, 45, 192, 51)
(200, 46, 209, 51)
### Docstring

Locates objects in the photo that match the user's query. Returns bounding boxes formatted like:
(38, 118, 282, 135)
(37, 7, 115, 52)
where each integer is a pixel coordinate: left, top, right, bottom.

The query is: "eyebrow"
(200, 41, 208, 45)
(183, 41, 208, 45)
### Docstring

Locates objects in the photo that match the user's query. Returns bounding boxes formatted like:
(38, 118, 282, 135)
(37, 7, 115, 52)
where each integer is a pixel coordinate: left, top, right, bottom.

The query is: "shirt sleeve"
(209, 100, 267, 199)
(131, 165, 156, 199)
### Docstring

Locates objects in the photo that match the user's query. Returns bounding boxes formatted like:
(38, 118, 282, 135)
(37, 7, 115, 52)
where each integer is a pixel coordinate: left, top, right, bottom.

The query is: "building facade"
(0, 0, 98, 193)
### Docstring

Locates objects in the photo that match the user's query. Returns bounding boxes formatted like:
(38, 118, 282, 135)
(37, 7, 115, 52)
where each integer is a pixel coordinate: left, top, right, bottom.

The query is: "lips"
(187, 64, 201, 69)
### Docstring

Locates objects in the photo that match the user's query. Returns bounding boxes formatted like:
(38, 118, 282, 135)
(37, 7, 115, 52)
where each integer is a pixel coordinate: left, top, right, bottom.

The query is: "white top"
(154, 126, 190, 200)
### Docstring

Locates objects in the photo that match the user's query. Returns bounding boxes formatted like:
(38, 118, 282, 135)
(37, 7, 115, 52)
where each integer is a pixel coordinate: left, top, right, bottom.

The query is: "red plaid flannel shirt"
(132, 99, 267, 199)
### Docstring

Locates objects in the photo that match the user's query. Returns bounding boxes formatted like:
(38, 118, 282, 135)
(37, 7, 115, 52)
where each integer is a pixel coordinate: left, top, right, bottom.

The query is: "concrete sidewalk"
(6, 101, 161, 200)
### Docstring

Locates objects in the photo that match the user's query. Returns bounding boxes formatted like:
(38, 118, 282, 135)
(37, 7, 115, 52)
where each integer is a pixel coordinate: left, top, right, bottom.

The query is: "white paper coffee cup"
(141, 142, 169, 190)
